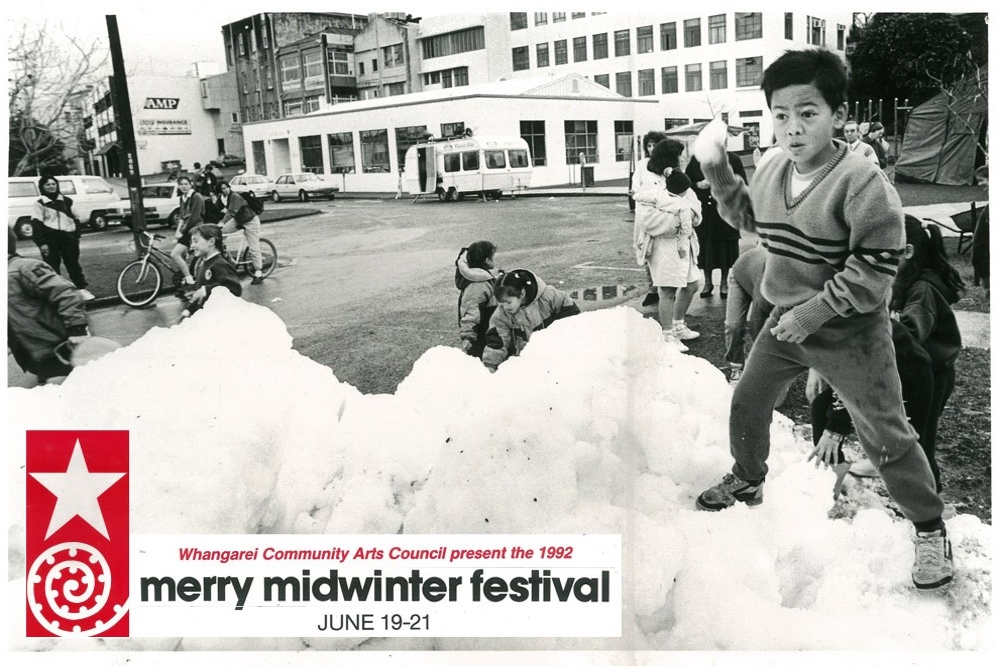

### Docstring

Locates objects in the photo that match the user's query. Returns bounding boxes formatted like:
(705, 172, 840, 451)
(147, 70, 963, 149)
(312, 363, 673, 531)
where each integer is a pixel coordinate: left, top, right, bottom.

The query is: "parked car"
(218, 154, 246, 168)
(8, 175, 126, 239)
(270, 172, 339, 202)
(110, 183, 182, 229)
(228, 173, 277, 199)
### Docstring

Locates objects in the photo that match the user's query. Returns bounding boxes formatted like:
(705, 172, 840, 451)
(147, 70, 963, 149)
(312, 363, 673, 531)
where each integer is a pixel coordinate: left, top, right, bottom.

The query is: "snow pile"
(7, 293, 992, 652)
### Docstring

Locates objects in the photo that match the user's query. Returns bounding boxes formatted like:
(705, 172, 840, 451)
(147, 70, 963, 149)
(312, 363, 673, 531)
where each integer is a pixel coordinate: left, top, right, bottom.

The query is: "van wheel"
(436, 188, 447, 201)
(89, 212, 109, 231)
(14, 219, 34, 239)
(446, 187, 458, 202)
(298, 189, 309, 202)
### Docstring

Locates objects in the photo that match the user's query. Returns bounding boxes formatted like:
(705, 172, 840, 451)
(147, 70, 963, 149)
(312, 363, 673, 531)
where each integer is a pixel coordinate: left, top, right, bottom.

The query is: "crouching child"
(481, 269, 580, 371)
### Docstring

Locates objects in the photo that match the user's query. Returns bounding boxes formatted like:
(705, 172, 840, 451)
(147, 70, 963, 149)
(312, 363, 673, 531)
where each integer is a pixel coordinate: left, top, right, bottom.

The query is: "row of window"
(510, 12, 603, 29)
(422, 66, 470, 88)
(587, 57, 764, 97)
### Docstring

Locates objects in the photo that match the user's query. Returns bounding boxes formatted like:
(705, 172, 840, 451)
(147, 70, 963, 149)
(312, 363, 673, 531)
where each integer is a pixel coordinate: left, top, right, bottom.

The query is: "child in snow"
(808, 214, 965, 496)
(481, 269, 580, 371)
(455, 240, 503, 358)
(180, 224, 243, 319)
(693, 48, 953, 590)
(633, 139, 703, 350)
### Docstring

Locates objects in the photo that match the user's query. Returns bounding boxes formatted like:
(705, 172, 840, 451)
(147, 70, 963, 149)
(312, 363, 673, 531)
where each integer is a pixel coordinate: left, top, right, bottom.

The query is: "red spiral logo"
(27, 542, 128, 636)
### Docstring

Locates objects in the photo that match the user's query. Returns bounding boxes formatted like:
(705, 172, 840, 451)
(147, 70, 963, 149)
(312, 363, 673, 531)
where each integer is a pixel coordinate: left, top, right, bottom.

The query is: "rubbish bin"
(581, 165, 594, 187)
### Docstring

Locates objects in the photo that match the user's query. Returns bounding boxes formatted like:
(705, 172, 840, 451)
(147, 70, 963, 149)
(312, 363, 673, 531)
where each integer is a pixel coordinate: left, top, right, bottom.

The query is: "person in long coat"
(686, 152, 748, 298)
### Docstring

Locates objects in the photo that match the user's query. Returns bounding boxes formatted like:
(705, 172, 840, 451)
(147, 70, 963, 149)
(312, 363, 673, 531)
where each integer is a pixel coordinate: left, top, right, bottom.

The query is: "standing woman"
(30, 176, 94, 301)
(217, 181, 265, 284)
(686, 152, 748, 298)
(170, 175, 206, 288)
(631, 131, 668, 306)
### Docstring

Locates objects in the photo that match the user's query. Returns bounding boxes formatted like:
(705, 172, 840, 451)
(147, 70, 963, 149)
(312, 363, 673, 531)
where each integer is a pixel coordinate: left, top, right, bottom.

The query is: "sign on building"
(143, 98, 180, 110)
(137, 119, 192, 135)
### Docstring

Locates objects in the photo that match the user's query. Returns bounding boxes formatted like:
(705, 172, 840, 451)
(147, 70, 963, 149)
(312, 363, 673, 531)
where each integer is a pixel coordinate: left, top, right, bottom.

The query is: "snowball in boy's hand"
(693, 118, 728, 166)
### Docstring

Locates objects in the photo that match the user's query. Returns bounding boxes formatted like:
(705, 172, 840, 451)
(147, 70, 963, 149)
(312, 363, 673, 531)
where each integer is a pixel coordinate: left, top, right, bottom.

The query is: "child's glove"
(693, 117, 729, 167)
(677, 243, 687, 259)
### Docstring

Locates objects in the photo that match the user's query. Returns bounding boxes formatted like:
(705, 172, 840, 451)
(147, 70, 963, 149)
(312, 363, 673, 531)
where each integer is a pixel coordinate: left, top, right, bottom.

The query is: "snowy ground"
(6, 293, 993, 658)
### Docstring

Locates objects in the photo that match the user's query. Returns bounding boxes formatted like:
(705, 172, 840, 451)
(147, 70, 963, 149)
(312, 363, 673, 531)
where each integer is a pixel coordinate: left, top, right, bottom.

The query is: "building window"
(593, 33, 608, 59)
(553, 12, 566, 22)
(736, 56, 763, 87)
(685, 63, 702, 92)
(537, 43, 550, 67)
(252, 140, 266, 175)
(594, 74, 609, 88)
(837, 24, 846, 50)
(807, 16, 826, 46)
(303, 96, 322, 113)
(282, 99, 302, 116)
(709, 60, 727, 90)
(660, 22, 677, 51)
(572, 12, 585, 19)
(358, 61, 364, 76)
(280, 55, 301, 91)
(303, 50, 323, 89)
(441, 122, 465, 138)
(510, 13, 527, 30)
(520, 120, 547, 166)
(360, 129, 390, 172)
(661, 66, 678, 93)
(534, 12, 547, 25)
(614, 120, 634, 162)
(238, 33, 246, 56)
(261, 27, 269, 49)
(330, 50, 349, 76)
(573, 36, 587, 62)
(735, 13, 762, 40)
(300, 135, 324, 173)
(454, 67, 469, 87)
(555, 40, 568, 65)
(614, 29, 630, 57)
(708, 14, 726, 44)
(512, 46, 530, 71)
(232, 112, 239, 123)
(395, 125, 427, 169)
(265, 67, 274, 89)
(441, 69, 453, 87)
(386, 82, 406, 96)
(664, 118, 688, 130)
(383, 43, 405, 68)
(684, 18, 701, 47)
(615, 71, 632, 97)
(637, 25, 653, 53)
(328, 132, 355, 174)
(241, 71, 248, 94)
(422, 27, 485, 59)
(372, 59, 378, 72)
(638, 69, 655, 96)
(564, 120, 598, 164)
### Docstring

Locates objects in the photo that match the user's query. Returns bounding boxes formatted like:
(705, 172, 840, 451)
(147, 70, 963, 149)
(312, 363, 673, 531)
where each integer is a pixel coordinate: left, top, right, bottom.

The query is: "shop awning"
(94, 143, 118, 156)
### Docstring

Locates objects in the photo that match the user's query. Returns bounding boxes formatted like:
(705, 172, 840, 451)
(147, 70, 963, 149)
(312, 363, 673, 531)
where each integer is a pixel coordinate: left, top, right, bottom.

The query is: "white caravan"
(403, 135, 532, 201)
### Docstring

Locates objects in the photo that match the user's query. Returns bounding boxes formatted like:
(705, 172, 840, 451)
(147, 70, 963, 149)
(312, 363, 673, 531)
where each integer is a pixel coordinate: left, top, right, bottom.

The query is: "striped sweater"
(701, 141, 904, 334)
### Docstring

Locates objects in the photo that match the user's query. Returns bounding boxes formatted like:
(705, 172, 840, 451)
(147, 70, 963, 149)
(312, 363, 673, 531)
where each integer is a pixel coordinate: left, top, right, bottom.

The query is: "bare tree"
(8, 20, 108, 176)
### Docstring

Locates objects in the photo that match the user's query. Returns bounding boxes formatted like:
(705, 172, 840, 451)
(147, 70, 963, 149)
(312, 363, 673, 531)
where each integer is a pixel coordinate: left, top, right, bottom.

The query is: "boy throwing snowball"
(692, 49, 953, 590)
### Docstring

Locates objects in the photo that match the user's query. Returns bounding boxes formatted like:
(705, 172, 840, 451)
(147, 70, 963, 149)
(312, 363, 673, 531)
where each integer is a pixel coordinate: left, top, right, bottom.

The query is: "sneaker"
(849, 458, 879, 479)
(831, 461, 853, 499)
(251, 273, 265, 285)
(673, 322, 700, 341)
(641, 291, 660, 307)
(696, 473, 764, 511)
(729, 366, 743, 384)
(662, 329, 688, 352)
(912, 529, 954, 589)
(77, 288, 95, 301)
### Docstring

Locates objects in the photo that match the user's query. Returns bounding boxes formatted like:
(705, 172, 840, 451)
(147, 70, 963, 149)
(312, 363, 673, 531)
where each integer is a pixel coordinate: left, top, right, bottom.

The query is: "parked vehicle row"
(8, 176, 125, 239)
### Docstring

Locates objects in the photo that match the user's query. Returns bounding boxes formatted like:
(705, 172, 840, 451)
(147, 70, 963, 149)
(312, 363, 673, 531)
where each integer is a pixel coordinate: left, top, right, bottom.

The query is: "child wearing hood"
(455, 241, 503, 358)
(30, 175, 94, 301)
(482, 269, 580, 371)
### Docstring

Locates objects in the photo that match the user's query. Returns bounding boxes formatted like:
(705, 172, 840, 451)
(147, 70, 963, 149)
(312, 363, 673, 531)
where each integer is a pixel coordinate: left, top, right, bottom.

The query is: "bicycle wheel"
(116, 260, 162, 307)
(258, 238, 277, 277)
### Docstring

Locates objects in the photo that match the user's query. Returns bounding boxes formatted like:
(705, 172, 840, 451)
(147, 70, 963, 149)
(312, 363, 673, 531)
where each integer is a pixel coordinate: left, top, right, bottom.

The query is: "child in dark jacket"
(180, 224, 243, 318)
(482, 269, 580, 371)
(455, 241, 503, 358)
(809, 215, 965, 495)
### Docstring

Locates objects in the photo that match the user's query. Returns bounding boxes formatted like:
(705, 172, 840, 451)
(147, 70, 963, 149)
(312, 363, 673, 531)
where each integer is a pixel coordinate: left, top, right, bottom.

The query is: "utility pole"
(106, 15, 147, 256)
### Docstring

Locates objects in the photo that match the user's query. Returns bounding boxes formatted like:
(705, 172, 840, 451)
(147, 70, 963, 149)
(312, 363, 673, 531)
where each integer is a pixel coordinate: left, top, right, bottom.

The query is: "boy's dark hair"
(891, 215, 965, 309)
(495, 269, 539, 305)
(665, 170, 691, 195)
(647, 138, 685, 174)
(761, 48, 847, 111)
(465, 241, 496, 270)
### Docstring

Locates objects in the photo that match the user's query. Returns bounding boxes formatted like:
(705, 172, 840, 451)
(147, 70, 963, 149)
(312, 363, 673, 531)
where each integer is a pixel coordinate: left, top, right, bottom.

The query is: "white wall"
(128, 76, 222, 173)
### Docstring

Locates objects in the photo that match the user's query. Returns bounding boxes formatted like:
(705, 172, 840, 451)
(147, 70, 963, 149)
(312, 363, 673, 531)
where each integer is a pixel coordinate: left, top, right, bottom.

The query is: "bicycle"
(222, 231, 277, 279)
(116, 231, 186, 307)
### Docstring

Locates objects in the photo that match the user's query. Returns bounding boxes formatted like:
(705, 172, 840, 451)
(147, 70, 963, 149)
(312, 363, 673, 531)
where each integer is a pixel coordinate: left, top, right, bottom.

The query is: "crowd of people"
(452, 48, 968, 592)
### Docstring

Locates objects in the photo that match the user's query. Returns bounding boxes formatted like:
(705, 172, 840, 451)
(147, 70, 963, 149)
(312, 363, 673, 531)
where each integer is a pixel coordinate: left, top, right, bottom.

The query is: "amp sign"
(143, 98, 180, 110)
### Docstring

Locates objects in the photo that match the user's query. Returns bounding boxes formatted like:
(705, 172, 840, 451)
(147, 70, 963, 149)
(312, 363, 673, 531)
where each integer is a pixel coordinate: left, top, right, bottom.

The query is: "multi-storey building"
(354, 13, 423, 100)
(221, 12, 369, 123)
